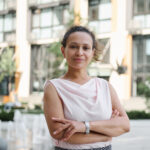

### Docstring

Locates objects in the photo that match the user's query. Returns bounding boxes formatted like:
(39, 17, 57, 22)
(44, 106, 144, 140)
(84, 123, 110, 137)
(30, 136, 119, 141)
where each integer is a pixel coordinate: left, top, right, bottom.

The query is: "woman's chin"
(71, 65, 86, 70)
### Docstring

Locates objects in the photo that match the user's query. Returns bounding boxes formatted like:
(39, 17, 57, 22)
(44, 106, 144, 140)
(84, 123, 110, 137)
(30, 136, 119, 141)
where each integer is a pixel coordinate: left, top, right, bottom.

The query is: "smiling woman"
(43, 26, 130, 150)
(61, 32, 94, 70)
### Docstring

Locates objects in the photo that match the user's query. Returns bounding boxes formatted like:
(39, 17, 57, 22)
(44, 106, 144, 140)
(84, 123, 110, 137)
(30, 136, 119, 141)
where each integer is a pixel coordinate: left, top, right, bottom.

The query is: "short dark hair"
(61, 26, 96, 49)
(61, 26, 102, 61)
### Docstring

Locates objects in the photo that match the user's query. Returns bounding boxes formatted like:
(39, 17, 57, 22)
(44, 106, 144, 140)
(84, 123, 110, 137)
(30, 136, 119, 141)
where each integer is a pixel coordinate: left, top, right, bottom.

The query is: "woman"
(43, 26, 130, 150)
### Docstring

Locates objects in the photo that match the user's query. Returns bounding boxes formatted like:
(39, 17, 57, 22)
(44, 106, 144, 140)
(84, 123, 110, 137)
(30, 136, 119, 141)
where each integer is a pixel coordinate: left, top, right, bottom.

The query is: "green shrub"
(21, 109, 43, 114)
(127, 111, 150, 119)
(0, 110, 14, 121)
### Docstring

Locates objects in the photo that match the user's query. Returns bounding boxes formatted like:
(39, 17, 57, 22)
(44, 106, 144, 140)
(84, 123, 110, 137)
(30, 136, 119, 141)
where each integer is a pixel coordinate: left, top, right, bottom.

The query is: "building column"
(16, 0, 31, 97)
(73, 0, 88, 25)
(110, 0, 132, 100)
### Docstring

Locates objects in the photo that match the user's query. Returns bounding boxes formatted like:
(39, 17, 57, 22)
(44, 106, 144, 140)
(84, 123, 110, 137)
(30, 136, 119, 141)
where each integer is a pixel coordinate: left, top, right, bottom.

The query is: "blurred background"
(0, 0, 150, 150)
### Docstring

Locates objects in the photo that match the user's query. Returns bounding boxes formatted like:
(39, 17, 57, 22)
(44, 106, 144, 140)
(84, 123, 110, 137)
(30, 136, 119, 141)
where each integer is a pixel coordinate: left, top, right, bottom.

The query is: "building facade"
(0, 0, 150, 101)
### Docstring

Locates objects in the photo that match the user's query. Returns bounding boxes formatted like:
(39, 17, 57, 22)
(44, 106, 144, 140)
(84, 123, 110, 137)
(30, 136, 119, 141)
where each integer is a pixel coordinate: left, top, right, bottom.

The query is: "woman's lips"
(74, 58, 84, 62)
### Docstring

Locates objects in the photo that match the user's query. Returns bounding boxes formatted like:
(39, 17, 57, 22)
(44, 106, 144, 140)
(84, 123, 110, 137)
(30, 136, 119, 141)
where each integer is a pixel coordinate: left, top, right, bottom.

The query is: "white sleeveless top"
(49, 77, 112, 149)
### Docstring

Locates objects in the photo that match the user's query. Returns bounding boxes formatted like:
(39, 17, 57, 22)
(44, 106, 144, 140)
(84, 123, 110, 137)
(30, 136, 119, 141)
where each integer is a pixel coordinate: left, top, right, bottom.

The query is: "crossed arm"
(43, 81, 130, 144)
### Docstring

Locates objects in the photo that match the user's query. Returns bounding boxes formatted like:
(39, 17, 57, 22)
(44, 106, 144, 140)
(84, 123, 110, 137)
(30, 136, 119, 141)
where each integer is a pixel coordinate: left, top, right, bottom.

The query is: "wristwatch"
(84, 121, 90, 134)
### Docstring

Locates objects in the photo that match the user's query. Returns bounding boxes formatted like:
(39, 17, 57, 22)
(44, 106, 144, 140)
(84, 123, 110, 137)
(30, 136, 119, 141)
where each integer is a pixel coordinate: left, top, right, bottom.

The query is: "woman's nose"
(75, 47, 83, 56)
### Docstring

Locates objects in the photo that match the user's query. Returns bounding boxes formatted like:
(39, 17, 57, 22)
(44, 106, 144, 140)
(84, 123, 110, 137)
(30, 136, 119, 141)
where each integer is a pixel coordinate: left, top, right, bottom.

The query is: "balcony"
(128, 15, 150, 34)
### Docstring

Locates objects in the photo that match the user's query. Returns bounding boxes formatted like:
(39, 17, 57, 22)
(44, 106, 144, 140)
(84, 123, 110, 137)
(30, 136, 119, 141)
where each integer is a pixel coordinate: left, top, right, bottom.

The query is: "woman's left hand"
(52, 117, 85, 141)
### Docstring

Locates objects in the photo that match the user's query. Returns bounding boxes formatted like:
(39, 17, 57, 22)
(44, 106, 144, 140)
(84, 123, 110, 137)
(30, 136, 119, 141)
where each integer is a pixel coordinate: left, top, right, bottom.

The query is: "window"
(29, 0, 53, 5)
(31, 4, 69, 39)
(0, 0, 16, 11)
(133, 0, 150, 15)
(40, 0, 52, 4)
(30, 44, 64, 92)
(132, 36, 150, 96)
(88, 0, 112, 33)
(133, 0, 150, 28)
(99, 38, 110, 63)
(0, 0, 4, 11)
(0, 13, 16, 42)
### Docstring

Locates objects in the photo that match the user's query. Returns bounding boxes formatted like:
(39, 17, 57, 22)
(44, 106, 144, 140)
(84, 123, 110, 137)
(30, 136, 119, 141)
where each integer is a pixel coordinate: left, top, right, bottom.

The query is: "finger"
(116, 111, 120, 116)
(111, 111, 115, 117)
(62, 129, 75, 141)
(113, 110, 120, 118)
(114, 109, 119, 116)
(63, 126, 74, 138)
(114, 109, 118, 114)
(53, 123, 70, 135)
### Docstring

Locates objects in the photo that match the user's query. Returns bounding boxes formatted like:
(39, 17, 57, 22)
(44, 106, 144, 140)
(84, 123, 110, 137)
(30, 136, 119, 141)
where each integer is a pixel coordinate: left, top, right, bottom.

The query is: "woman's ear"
(61, 46, 65, 58)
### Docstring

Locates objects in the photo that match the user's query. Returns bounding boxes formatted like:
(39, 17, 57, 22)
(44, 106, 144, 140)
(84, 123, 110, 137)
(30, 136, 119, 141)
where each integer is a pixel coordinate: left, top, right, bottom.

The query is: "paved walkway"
(112, 120, 150, 150)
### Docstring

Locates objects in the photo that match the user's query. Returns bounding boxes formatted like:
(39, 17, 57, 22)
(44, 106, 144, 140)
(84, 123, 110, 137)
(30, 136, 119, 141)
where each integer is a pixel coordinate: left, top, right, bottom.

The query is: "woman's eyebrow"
(69, 42, 90, 46)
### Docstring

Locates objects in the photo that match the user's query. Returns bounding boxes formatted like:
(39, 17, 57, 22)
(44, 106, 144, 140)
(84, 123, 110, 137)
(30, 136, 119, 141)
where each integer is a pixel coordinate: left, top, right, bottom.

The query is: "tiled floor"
(112, 120, 150, 150)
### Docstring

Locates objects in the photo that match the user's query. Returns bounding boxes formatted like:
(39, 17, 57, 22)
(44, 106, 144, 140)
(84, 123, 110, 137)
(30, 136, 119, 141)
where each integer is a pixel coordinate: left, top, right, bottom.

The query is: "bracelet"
(84, 121, 90, 134)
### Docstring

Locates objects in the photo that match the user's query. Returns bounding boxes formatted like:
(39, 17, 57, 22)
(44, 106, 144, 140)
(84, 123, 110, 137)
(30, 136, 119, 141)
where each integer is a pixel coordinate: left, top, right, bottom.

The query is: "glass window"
(98, 3, 111, 20)
(52, 25, 64, 38)
(4, 14, 13, 31)
(31, 3, 69, 39)
(146, 39, 150, 63)
(0, 33, 3, 42)
(133, 0, 150, 15)
(100, 0, 111, 4)
(148, 0, 150, 10)
(89, 0, 99, 6)
(0, 13, 16, 42)
(133, 15, 145, 28)
(4, 32, 15, 41)
(99, 20, 111, 33)
(89, 0, 112, 33)
(32, 14, 40, 28)
(0, 0, 4, 11)
(133, 0, 150, 28)
(53, 6, 63, 26)
(32, 28, 40, 39)
(31, 45, 52, 92)
(133, 36, 150, 71)
(63, 7, 70, 24)
(99, 38, 110, 63)
(0, 17, 3, 32)
(41, 8, 52, 27)
(145, 15, 150, 27)
(41, 28, 52, 38)
(88, 21, 99, 33)
(31, 4, 69, 39)
(134, 0, 145, 14)
(40, 0, 52, 4)
(89, 6, 98, 21)
(13, 15, 16, 30)
(4, 0, 8, 10)
(137, 39, 144, 64)
(133, 36, 150, 96)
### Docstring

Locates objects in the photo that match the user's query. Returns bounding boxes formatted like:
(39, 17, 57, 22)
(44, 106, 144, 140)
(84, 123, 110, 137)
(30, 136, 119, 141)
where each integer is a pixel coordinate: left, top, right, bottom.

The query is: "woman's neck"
(62, 68, 91, 83)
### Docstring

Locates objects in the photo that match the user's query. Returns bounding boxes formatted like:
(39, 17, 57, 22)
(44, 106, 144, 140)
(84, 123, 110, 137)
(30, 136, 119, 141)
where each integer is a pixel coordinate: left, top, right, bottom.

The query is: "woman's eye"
(83, 47, 89, 50)
(70, 45, 77, 49)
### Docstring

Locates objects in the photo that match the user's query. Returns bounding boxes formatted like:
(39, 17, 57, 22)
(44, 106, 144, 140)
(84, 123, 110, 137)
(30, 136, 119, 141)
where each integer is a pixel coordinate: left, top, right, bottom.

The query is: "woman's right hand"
(52, 117, 85, 141)
(111, 109, 120, 119)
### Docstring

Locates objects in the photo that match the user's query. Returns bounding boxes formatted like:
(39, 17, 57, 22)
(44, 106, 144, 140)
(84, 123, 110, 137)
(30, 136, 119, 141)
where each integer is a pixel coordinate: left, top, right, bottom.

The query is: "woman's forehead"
(66, 32, 93, 45)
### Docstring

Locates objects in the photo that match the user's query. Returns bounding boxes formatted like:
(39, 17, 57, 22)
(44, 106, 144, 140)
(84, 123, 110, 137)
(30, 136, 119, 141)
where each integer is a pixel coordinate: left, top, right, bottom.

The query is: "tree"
(0, 47, 16, 95)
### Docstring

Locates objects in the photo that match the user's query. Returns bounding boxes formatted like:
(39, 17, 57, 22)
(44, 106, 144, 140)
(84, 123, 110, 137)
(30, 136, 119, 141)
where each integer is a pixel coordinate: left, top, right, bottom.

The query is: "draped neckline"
(58, 77, 95, 86)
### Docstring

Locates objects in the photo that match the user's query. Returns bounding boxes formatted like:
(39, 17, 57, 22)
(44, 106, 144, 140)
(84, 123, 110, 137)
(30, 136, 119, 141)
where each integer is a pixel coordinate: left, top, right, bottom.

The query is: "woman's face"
(61, 32, 94, 70)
